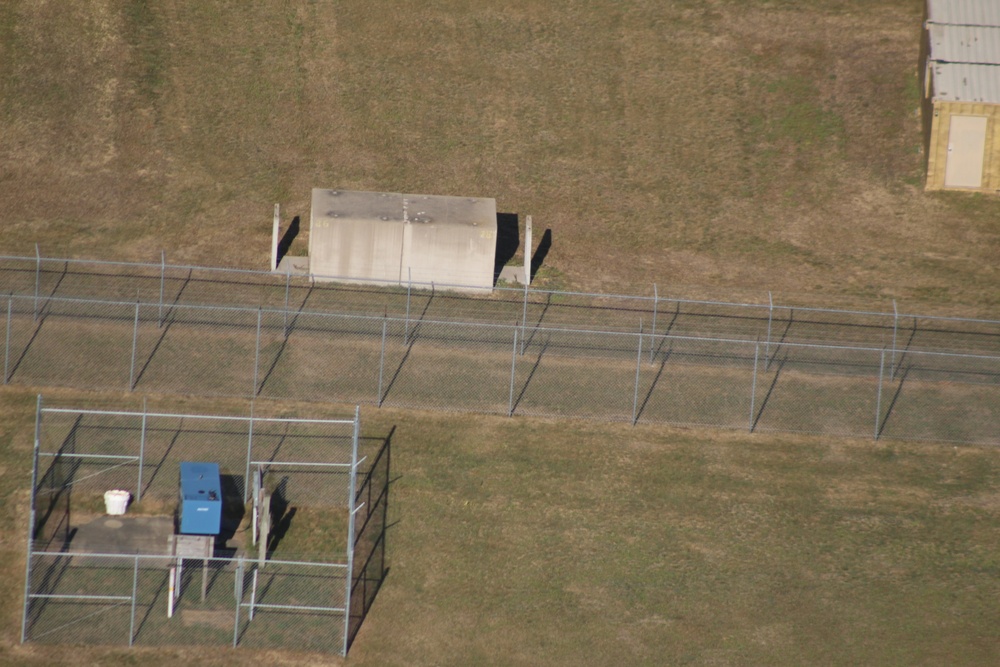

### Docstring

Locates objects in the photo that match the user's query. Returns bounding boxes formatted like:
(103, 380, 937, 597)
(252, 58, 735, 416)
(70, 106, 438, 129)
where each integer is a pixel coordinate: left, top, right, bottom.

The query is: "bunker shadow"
(530, 228, 552, 280)
(276, 216, 301, 267)
(493, 212, 520, 284)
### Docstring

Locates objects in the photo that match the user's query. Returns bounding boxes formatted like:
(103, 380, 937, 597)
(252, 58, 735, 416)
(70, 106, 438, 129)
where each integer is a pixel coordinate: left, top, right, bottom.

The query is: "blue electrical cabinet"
(179, 462, 222, 535)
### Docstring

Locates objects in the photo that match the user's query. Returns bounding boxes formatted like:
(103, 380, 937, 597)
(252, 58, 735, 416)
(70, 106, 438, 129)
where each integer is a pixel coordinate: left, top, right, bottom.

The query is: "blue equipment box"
(178, 462, 222, 535)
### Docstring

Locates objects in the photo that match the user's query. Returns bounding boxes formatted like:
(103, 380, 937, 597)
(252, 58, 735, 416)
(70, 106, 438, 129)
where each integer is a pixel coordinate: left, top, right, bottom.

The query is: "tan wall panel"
(925, 101, 1000, 193)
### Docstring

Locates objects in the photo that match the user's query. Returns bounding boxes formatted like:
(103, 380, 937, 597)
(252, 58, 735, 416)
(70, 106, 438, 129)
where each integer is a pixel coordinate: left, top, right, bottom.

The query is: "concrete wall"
(308, 189, 497, 292)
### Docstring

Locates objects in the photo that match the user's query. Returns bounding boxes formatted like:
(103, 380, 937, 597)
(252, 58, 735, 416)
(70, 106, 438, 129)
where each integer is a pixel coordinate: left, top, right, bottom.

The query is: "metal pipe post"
(272, 203, 281, 271)
(283, 271, 291, 337)
(249, 568, 258, 621)
(404, 268, 412, 344)
(342, 406, 361, 656)
(507, 326, 518, 416)
(129, 300, 140, 391)
(33, 244, 40, 322)
(232, 558, 244, 647)
(749, 341, 760, 432)
(252, 307, 262, 397)
(377, 317, 387, 407)
(158, 251, 166, 328)
(21, 395, 43, 644)
(137, 398, 147, 501)
(764, 291, 773, 371)
(649, 284, 658, 365)
(520, 282, 528, 355)
(129, 556, 139, 646)
(632, 321, 643, 425)
(874, 349, 885, 440)
(890, 299, 898, 381)
(4, 294, 11, 385)
(244, 406, 255, 503)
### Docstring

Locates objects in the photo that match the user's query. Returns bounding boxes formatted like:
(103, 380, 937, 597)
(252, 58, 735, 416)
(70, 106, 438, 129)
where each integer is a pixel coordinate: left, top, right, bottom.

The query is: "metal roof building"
(926, 0, 1000, 27)
(307, 189, 498, 292)
(922, 0, 1000, 191)
(927, 24, 1000, 64)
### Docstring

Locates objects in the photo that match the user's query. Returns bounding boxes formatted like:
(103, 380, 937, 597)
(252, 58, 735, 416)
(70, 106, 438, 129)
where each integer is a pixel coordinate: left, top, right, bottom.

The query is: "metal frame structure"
(21, 399, 373, 656)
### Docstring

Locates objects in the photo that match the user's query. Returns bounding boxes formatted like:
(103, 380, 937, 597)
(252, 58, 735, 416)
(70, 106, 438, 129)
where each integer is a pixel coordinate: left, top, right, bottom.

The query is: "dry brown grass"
(2, 387, 1000, 666)
(1, 1, 1000, 665)
(0, 1, 996, 314)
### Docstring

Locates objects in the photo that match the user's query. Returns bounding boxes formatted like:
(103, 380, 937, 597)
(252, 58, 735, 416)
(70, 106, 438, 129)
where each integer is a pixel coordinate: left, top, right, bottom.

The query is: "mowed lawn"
(0, 0, 998, 311)
(0, 0, 999, 665)
(0, 389, 998, 666)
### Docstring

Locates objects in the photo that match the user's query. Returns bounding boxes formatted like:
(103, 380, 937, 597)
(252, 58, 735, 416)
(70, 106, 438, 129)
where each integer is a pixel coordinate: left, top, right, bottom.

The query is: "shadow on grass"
(346, 427, 392, 653)
(493, 212, 520, 284)
(530, 228, 552, 280)
(877, 362, 911, 440)
(276, 216, 300, 267)
(752, 349, 789, 432)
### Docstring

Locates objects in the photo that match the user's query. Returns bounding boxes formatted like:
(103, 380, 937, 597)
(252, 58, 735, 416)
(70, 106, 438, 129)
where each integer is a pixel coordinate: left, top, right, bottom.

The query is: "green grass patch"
(4, 388, 1000, 665)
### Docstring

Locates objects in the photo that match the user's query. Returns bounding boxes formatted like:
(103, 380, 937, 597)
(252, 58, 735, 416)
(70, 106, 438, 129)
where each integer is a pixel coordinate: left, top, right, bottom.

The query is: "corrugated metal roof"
(929, 24, 1000, 63)
(930, 62, 1000, 102)
(927, 0, 1000, 27)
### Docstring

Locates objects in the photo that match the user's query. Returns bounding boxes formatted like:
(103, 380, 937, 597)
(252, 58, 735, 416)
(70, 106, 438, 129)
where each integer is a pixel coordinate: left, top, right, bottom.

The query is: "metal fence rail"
(1, 253, 998, 355)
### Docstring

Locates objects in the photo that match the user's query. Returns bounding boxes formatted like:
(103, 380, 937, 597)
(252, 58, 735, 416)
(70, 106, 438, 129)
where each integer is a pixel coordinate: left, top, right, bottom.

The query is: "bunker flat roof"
(929, 23, 1000, 64)
(929, 61, 1000, 102)
(927, 0, 1000, 28)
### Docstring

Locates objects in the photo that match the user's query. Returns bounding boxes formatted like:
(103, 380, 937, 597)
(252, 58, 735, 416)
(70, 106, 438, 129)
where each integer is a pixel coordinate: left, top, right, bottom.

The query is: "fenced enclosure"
(0, 254, 998, 445)
(22, 399, 389, 655)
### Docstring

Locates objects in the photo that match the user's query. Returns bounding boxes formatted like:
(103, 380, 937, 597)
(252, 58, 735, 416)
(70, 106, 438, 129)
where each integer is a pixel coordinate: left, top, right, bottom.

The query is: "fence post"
(342, 406, 361, 656)
(272, 203, 281, 271)
(283, 271, 291, 337)
(649, 284, 658, 365)
(137, 398, 147, 501)
(404, 268, 412, 345)
(33, 244, 40, 322)
(159, 251, 166, 328)
(764, 291, 773, 371)
(244, 404, 255, 503)
(4, 294, 11, 385)
(874, 348, 885, 440)
(749, 341, 760, 432)
(21, 395, 42, 644)
(520, 282, 528, 356)
(129, 300, 140, 391)
(377, 316, 387, 407)
(632, 321, 644, 425)
(252, 307, 262, 397)
(129, 555, 139, 647)
(508, 325, 518, 416)
(233, 557, 244, 647)
(890, 300, 898, 381)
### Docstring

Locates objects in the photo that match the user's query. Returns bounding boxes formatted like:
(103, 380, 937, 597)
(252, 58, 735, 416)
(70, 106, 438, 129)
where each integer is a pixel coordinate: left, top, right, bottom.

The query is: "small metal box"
(178, 462, 222, 536)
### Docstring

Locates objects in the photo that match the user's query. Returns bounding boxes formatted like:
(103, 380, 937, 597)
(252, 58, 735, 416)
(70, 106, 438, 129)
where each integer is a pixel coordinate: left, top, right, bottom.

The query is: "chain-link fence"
(1, 254, 998, 445)
(2, 291, 997, 445)
(22, 402, 389, 656)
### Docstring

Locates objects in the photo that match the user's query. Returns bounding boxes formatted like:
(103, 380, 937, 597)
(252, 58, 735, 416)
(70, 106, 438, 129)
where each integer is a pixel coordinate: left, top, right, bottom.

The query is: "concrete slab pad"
(69, 514, 176, 556)
(275, 255, 309, 276)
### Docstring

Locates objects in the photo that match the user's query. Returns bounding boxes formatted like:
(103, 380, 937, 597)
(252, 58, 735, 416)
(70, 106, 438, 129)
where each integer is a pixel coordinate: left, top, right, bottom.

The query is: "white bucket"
(104, 490, 130, 516)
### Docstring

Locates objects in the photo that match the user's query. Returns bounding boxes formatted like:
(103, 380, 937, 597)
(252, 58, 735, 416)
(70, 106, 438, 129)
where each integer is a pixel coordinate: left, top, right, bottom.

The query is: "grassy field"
(1, 388, 1000, 666)
(1, 0, 999, 665)
(0, 0, 998, 312)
